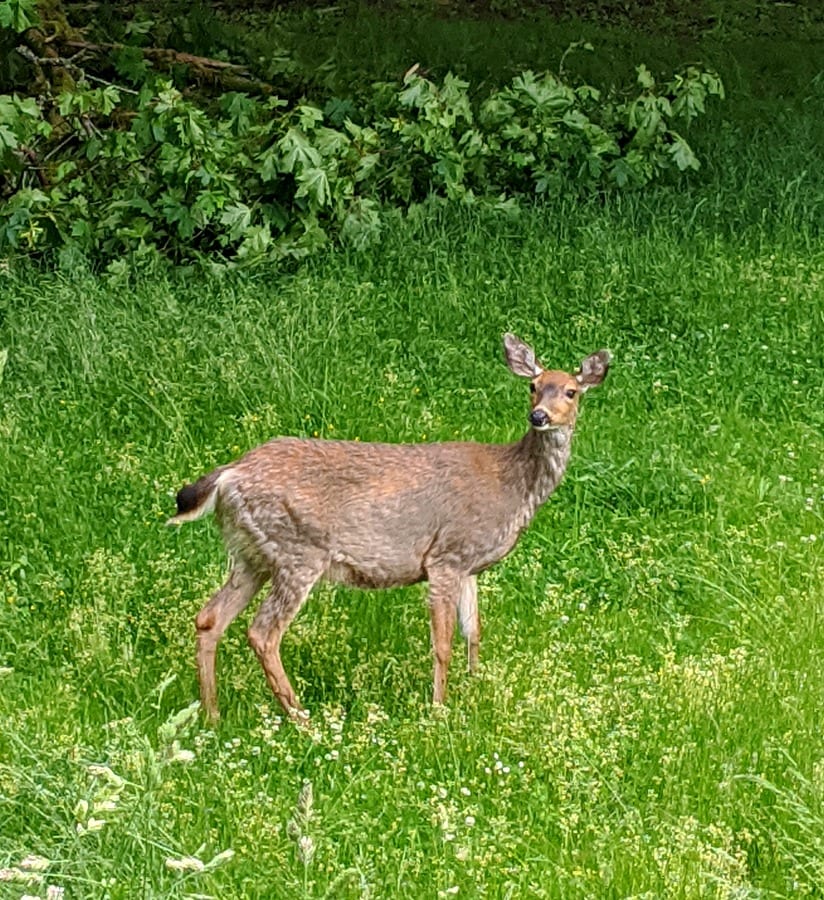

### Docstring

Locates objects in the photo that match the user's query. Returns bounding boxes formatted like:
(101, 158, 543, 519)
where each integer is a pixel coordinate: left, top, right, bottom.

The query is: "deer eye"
(529, 382, 537, 394)
(565, 388, 577, 399)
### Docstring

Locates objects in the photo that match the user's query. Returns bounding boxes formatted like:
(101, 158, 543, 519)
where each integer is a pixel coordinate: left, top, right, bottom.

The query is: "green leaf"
(237, 224, 272, 259)
(297, 105, 324, 131)
(278, 128, 321, 173)
(314, 126, 349, 159)
(177, 108, 206, 147)
(668, 133, 700, 171)
(0, 0, 40, 31)
(0, 123, 17, 152)
(0, 348, 8, 386)
(341, 197, 382, 249)
(433, 155, 465, 199)
(221, 92, 258, 136)
(610, 157, 637, 189)
(258, 147, 280, 182)
(113, 46, 149, 84)
(354, 152, 380, 183)
(636, 64, 655, 91)
(99, 85, 121, 116)
(399, 77, 427, 109)
(295, 166, 331, 207)
(562, 109, 590, 131)
(323, 97, 356, 127)
(219, 201, 253, 239)
(479, 96, 515, 127)
(511, 71, 572, 114)
(16, 96, 40, 119)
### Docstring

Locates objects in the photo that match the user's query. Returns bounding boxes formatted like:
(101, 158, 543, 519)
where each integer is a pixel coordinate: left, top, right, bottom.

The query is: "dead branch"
(63, 39, 250, 72)
(61, 39, 277, 95)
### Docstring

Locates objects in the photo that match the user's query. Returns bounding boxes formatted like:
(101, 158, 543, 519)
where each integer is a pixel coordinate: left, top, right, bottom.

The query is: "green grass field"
(2, 8, 824, 899)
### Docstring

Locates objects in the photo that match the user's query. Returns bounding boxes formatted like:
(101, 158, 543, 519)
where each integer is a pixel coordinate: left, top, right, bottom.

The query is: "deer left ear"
(575, 350, 611, 391)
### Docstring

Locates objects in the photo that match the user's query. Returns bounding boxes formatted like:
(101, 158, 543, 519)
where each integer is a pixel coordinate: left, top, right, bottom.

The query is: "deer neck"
(505, 426, 574, 522)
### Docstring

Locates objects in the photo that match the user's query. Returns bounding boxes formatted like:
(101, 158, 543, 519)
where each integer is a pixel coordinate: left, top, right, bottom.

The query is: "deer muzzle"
(529, 409, 552, 430)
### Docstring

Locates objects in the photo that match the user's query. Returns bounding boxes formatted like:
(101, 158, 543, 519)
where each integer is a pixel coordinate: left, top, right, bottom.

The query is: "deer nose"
(529, 409, 550, 428)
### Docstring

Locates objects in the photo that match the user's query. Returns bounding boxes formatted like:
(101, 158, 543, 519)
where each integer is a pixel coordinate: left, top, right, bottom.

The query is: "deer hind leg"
(457, 575, 480, 674)
(247, 560, 323, 722)
(427, 568, 463, 706)
(196, 563, 265, 722)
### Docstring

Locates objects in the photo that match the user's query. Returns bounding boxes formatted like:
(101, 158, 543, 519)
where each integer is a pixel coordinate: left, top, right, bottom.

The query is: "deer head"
(503, 333, 610, 431)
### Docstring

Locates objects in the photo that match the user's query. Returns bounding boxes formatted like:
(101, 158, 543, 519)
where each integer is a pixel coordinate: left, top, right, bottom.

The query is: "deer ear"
(575, 350, 611, 391)
(503, 333, 543, 378)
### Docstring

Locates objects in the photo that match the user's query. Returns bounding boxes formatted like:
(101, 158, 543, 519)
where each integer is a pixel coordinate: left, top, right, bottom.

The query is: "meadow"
(2, 7, 824, 899)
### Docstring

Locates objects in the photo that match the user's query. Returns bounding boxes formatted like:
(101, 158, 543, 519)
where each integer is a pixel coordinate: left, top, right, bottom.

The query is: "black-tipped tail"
(175, 481, 203, 516)
(167, 469, 223, 525)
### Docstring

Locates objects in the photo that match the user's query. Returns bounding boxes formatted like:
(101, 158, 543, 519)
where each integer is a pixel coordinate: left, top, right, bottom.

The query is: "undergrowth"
(0, 1, 725, 266)
(1, 186, 823, 895)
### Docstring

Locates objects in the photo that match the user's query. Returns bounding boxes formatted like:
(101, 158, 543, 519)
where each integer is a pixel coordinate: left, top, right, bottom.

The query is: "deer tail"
(166, 468, 225, 525)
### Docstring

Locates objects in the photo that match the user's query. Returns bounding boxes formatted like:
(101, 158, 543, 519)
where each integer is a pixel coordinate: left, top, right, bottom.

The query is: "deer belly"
(325, 554, 425, 590)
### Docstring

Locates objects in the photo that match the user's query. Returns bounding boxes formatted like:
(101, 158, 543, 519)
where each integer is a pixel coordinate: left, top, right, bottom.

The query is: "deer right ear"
(503, 333, 543, 378)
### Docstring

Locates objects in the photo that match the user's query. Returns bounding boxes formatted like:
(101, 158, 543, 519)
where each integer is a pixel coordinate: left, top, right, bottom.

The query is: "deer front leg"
(427, 569, 461, 706)
(247, 564, 321, 722)
(195, 564, 264, 722)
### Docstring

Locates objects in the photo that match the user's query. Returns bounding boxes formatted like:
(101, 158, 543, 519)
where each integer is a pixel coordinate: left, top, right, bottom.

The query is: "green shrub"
(0, 7, 722, 266)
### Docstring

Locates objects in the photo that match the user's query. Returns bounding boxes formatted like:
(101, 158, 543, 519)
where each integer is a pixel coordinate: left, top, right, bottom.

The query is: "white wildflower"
(297, 835, 315, 865)
(94, 800, 119, 813)
(165, 856, 205, 873)
(1, 868, 42, 885)
(76, 818, 106, 835)
(170, 746, 196, 764)
(19, 856, 50, 872)
(86, 764, 124, 788)
(206, 849, 235, 869)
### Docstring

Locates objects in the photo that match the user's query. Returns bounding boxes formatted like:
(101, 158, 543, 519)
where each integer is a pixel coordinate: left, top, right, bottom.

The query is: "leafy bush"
(0, 11, 723, 267)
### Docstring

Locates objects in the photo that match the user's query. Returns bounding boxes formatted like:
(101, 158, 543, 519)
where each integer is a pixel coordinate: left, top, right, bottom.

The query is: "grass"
(1, 9, 824, 900)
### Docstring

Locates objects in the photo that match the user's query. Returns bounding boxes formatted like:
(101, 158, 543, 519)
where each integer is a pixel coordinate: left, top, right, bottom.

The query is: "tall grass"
(1, 12, 823, 900)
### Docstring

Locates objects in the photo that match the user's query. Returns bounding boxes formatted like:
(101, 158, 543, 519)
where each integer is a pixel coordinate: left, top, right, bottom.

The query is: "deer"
(168, 334, 610, 723)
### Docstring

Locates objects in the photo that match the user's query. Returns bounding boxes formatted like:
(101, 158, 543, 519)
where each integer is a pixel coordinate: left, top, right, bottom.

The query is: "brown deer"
(168, 334, 609, 722)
